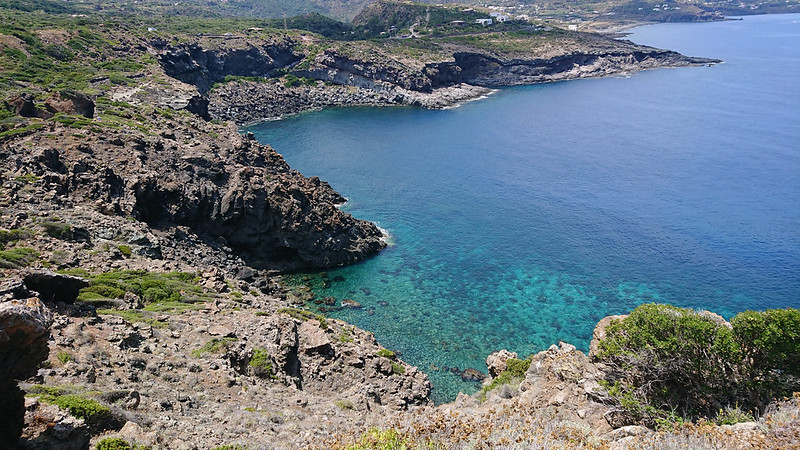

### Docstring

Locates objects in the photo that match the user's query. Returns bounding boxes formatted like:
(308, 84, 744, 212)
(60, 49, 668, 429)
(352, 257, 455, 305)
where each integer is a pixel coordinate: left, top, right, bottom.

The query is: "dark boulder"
(22, 269, 89, 304)
(461, 368, 487, 382)
(44, 90, 95, 118)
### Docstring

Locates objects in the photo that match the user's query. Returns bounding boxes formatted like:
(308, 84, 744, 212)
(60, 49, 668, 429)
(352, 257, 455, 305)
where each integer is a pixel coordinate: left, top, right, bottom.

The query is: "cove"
(248, 14, 800, 404)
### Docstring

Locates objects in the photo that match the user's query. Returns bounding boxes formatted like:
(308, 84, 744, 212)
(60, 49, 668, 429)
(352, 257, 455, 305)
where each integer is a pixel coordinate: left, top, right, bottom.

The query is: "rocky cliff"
(1, 113, 385, 272)
(155, 32, 718, 124)
(158, 37, 302, 94)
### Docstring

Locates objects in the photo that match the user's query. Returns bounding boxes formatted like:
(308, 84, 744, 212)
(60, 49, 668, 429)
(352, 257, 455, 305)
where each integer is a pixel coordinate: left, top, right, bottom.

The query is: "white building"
(476, 18, 493, 25)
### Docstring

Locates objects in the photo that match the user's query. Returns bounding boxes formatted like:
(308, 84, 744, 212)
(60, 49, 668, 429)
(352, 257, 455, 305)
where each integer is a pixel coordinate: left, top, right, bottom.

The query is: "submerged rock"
(341, 299, 362, 308)
(460, 368, 487, 382)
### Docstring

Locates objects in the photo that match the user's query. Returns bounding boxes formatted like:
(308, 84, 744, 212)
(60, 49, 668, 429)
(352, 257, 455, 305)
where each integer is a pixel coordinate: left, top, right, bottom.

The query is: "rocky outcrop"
(158, 38, 302, 93)
(518, 342, 613, 433)
(208, 79, 491, 123)
(486, 349, 518, 377)
(439, 49, 717, 86)
(29, 296, 430, 448)
(6, 93, 52, 119)
(44, 90, 94, 119)
(155, 34, 718, 124)
(1, 289, 54, 447)
(299, 49, 434, 92)
(2, 116, 385, 271)
(22, 270, 89, 304)
(589, 314, 627, 359)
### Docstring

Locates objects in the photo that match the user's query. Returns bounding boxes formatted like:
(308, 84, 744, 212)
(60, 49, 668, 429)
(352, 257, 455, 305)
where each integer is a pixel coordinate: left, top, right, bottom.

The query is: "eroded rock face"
(0, 293, 54, 447)
(158, 39, 302, 93)
(517, 342, 613, 433)
(3, 116, 386, 271)
(6, 93, 52, 119)
(0, 297, 53, 383)
(486, 349, 518, 377)
(588, 314, 627, 360)
(22, 270, 89, 304)
(44, 90, 95, 118)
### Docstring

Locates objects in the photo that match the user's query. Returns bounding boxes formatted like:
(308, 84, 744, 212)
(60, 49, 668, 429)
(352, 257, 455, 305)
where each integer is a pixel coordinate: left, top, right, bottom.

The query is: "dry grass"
(314, 393, 800, 449)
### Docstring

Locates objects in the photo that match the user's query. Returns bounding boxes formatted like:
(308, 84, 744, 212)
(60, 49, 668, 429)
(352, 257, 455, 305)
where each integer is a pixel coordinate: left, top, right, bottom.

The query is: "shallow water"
(248, 14, 800, 404)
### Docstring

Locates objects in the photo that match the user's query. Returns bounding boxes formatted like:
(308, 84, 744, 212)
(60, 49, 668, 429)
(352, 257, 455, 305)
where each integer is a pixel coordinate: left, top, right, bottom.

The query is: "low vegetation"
(277, 307, 328, 330)
(0, 246, 39, 268)
(248, 348, 274, 378)
(479, 356, 531, 400)
(95, 437, 132, 450)
(595, 304, 800, 427)
(28, 385, 112, 429)
(77, 270, 214, 308)
(192, 337, 238, 358)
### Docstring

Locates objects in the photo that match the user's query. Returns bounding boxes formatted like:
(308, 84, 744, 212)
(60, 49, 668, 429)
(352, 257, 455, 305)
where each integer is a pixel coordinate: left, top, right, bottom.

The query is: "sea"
(247, 14, 800, 404)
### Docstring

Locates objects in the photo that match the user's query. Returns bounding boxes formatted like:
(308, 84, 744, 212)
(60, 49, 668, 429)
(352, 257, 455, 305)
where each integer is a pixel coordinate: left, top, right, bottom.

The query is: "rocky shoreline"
(152, 33, 721, 125)
(209, 80, 494, 124)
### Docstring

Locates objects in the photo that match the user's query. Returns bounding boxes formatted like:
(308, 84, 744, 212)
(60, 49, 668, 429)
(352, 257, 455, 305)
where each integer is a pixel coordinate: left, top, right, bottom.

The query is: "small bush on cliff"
(480, 356, 531, 400)
(0, 228, 32, 246)
(348, 428, 412, 450)
(596, 303, 800, 426)
(41, 221, 73, 240)
(376, 349, 396, 359)
(192, 338, 237, 357)
(95, 437, 131, 450)
(248, 348, 274, 378)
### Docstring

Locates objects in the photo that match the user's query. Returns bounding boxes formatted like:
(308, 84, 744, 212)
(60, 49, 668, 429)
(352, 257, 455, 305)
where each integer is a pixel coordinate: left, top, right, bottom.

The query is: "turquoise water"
(248, 14, 800, 404)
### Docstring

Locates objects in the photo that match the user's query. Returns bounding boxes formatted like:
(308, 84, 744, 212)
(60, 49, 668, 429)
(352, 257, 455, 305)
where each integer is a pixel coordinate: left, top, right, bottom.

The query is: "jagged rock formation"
(158, 38, 302, 93)
(0, 279, 54, 447)
(434, 49, 715, 86)
(1, 116, 385, 271)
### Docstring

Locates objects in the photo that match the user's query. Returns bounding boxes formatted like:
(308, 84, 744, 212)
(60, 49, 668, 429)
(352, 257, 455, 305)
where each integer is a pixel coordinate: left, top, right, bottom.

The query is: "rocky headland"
(153, 31, 718, 124)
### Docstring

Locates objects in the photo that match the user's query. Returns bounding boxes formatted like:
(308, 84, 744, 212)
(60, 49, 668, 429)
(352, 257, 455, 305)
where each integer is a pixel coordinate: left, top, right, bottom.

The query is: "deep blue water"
(248, 14, 800, 404)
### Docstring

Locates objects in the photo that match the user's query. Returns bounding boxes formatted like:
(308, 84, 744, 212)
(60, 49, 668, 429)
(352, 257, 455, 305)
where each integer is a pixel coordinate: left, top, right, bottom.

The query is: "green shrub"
(712, 405, 755, 425)
(334, 399, 354, 410)
(376, 349, 396, 359)
(95, 309, 169, 328)
(0, 229, 33, 246)
(41, 222, 73, 240)
(52, 394, 110, 421)
(596, 304, 800, 425)
(192, 338, 237, 357)
(732, 308, 800, 377)
(349, 428, 411, 450)
(283, 74, 302, 88)
(390, 362, 405, 375)
(96, 437, 132, 450)
(248, 348, 273, 378)
(117, 245, 132, 257)
(56, 351, 73, 364)
(596, 304, 741, 420)
(480, 357, 531, 399)
(0, 247, 39, 268)
(78, 270, 214, 310)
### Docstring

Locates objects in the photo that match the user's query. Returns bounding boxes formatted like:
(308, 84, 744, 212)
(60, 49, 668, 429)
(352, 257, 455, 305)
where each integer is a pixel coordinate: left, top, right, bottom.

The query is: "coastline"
(210, 81, 496, 125)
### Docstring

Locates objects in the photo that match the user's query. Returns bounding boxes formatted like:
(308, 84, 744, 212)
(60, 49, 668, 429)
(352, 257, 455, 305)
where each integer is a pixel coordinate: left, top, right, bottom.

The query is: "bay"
(248, 14, 800, 404)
